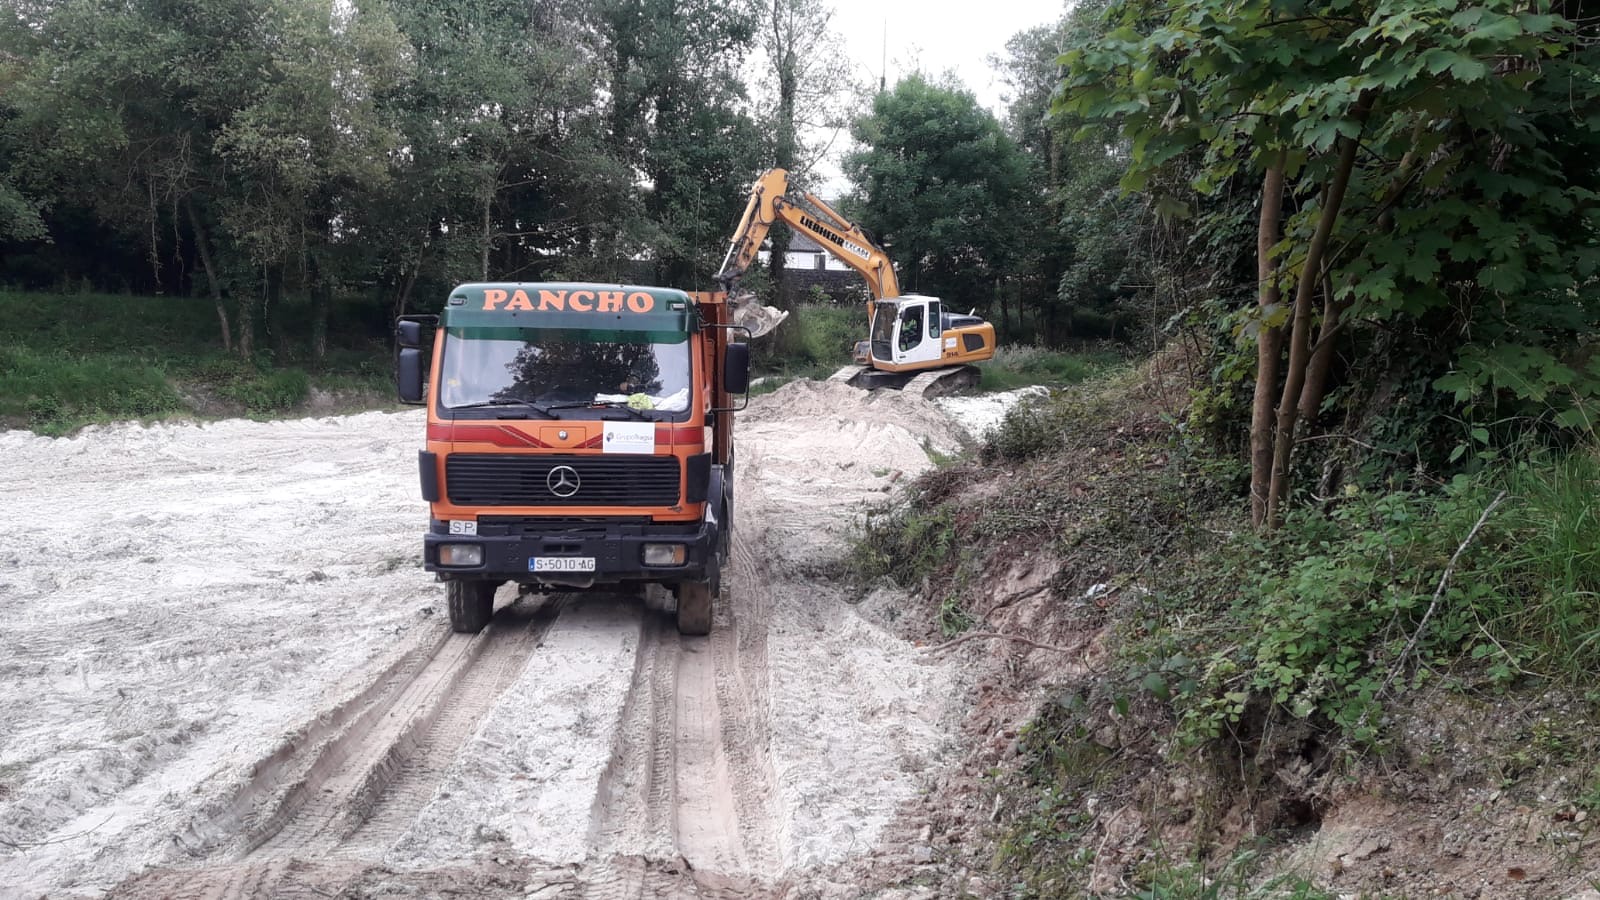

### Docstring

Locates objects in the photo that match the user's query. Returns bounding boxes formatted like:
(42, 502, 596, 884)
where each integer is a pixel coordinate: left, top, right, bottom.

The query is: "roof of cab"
(442, 282, 693, 331)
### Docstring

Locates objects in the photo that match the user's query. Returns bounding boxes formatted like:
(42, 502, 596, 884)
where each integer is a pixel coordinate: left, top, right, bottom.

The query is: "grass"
(0, 345, 184, 432)
(0, 290, 392, 434)
(980, 343, 1126, 391)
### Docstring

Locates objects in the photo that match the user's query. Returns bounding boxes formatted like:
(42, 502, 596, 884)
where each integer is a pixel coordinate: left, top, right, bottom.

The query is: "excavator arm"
(716, 168, 901, 300)
(715, 167, 996, 391)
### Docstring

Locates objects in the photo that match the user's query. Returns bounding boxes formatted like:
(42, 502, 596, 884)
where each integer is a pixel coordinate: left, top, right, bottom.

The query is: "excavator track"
(826, 363, 979, 398)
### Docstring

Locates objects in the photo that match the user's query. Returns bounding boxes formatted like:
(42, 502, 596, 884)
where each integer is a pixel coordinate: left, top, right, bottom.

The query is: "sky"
(831, 0, 1067, 112)
(810, 0, 1068, 194)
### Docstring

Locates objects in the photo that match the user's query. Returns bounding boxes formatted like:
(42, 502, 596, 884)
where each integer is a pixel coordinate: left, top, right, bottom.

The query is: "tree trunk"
(1250, 165, 1286, 529)
(393, 262, 419, 320)
(1266, 121, 1366, 529)
(185, 197, 232, 352)
(237, 282, 258, 361)
(997, 275, 1011, 337)
(480, 181, 493, 280)
(311, 258, 329, 364)
(1297, 273, 1349, 426)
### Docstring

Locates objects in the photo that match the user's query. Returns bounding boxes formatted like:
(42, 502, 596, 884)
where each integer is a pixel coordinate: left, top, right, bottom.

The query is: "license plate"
(530, 557, 596, 573)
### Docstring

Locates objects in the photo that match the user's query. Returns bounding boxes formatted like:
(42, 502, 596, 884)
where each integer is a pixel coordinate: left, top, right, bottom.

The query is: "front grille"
(446, 455, 680, 507)
(477, 515, 648, 537)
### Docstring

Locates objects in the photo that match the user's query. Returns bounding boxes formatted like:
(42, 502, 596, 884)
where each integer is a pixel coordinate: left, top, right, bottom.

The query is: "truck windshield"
(439, 327, 693, 420)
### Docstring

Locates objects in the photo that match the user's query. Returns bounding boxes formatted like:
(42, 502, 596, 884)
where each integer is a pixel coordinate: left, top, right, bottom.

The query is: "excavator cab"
(868, 296, 945, 368)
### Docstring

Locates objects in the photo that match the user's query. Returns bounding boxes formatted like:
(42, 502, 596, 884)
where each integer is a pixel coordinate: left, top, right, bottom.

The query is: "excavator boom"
(716, 168, 996, 393)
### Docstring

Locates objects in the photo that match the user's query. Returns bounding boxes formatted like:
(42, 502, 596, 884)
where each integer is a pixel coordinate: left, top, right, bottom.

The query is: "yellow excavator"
(716, 168, 997, 396)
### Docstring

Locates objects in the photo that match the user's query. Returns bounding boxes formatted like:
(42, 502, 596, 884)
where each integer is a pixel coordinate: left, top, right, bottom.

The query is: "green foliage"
(217, 368, 311, 413)
(0, 0, 769, 357)
(851, 501, 957, 588)
(994, 700, 1113, 893)
(1057, 0, 1600, 467)
(844, 74, 1033, 314)
(1132, 852, 1336, 899)
(0, 290, 389, 432)
(0, 345, 181, 434)
(747, 303, 861, 376)
(1170, 452, 1600, 746)
(982, 394, 1072, 464)
(980, 344, 1122, 392)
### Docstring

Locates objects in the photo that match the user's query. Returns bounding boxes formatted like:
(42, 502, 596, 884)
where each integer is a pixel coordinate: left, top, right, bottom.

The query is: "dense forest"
(3, 0, 1597, 467)
(0, 0, 1130, 360)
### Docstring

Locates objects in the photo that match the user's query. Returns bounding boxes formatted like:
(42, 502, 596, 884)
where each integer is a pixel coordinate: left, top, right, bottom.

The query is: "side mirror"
(397, 347, 426, 404)
(396, 315, 436, 348)
(723, 342, 750, 394)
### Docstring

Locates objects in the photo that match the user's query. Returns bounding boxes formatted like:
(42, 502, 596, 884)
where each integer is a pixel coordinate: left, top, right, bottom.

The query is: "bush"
(220, 368, 311, 412)
(982, 394, 1072, 463)
(0, 345, 182, 434)
(981, 343, 1121, 391)
(1166, 452, 1600, 746)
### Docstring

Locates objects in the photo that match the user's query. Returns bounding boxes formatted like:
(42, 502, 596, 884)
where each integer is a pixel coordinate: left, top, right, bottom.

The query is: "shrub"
(221, 368, 310, 412)
(0, 345, 181, 434)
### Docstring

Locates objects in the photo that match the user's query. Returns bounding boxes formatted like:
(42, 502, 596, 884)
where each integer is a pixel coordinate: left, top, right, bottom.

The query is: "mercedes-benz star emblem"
(546, 465, 581, 498)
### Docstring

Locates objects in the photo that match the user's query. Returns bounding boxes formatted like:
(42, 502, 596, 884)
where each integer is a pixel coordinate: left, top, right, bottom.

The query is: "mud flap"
(709, 463, 732, 563)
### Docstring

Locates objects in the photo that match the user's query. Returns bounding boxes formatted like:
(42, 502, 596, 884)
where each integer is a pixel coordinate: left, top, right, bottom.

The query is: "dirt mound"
(741, 378, 968, 455)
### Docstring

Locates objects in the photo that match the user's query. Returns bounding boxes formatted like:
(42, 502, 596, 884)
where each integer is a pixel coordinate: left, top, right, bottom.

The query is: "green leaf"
(1142, 672, 1171, 701)
(1467, 15, 1523, 44)
(1448, 57, 1489, 82)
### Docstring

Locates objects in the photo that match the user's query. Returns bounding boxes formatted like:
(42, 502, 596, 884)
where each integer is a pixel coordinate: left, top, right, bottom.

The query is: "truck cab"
(395, 282, 747, 635)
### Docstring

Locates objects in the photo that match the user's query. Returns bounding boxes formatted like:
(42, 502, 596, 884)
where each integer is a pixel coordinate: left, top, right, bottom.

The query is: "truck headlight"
(642, 544, 686, 566)
(438, 544, 484, 566)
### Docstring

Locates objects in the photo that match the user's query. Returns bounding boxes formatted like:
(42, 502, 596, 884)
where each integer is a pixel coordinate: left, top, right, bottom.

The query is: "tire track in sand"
(110, 597, 558, 899)
(584, 522, 784, 882)
(588, 611, 680, 863)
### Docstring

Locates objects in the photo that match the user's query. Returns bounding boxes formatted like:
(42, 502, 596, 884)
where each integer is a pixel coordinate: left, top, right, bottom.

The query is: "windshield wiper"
(447, 398, 558, 419)
(546, 400, 653, 421)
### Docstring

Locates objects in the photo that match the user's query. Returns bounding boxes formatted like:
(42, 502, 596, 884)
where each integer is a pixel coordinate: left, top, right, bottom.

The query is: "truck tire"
(676, 581, 714, 636)
(447, 579, 497, 633)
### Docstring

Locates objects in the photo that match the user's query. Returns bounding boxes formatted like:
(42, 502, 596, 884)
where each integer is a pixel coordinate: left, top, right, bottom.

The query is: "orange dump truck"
(394, 282, 748, 635)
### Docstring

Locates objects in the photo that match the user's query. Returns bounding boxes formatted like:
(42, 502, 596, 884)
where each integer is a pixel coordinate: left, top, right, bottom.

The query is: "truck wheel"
(676, 581, 714, 636)
(447, 580, 498, 633)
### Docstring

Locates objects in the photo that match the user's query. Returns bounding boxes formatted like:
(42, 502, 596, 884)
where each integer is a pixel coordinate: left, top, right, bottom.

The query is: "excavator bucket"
(729, 291, 789, 339)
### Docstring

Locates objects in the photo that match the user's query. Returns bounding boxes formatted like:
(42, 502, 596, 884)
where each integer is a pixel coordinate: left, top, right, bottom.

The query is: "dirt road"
(0, 381, 991, 897)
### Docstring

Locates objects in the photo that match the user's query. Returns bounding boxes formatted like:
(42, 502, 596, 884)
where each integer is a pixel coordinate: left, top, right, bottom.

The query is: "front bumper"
(423, 518, 715, 586)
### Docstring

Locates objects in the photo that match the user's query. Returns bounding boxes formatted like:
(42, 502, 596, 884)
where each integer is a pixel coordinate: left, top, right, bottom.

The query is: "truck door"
(894, 300, 943, 366)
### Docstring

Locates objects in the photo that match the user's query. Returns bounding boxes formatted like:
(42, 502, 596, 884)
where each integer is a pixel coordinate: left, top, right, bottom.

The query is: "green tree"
(213, 0, 409, 359)
(754, 0, 856, 309)
(844, 74, 1033, 318)
(996, 6, 1159, 341)
(0, 19, 44, 245)
(591, 0, 765, 289)
(1061, 0, 1600, 528)
(4, 0, 290, 348)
